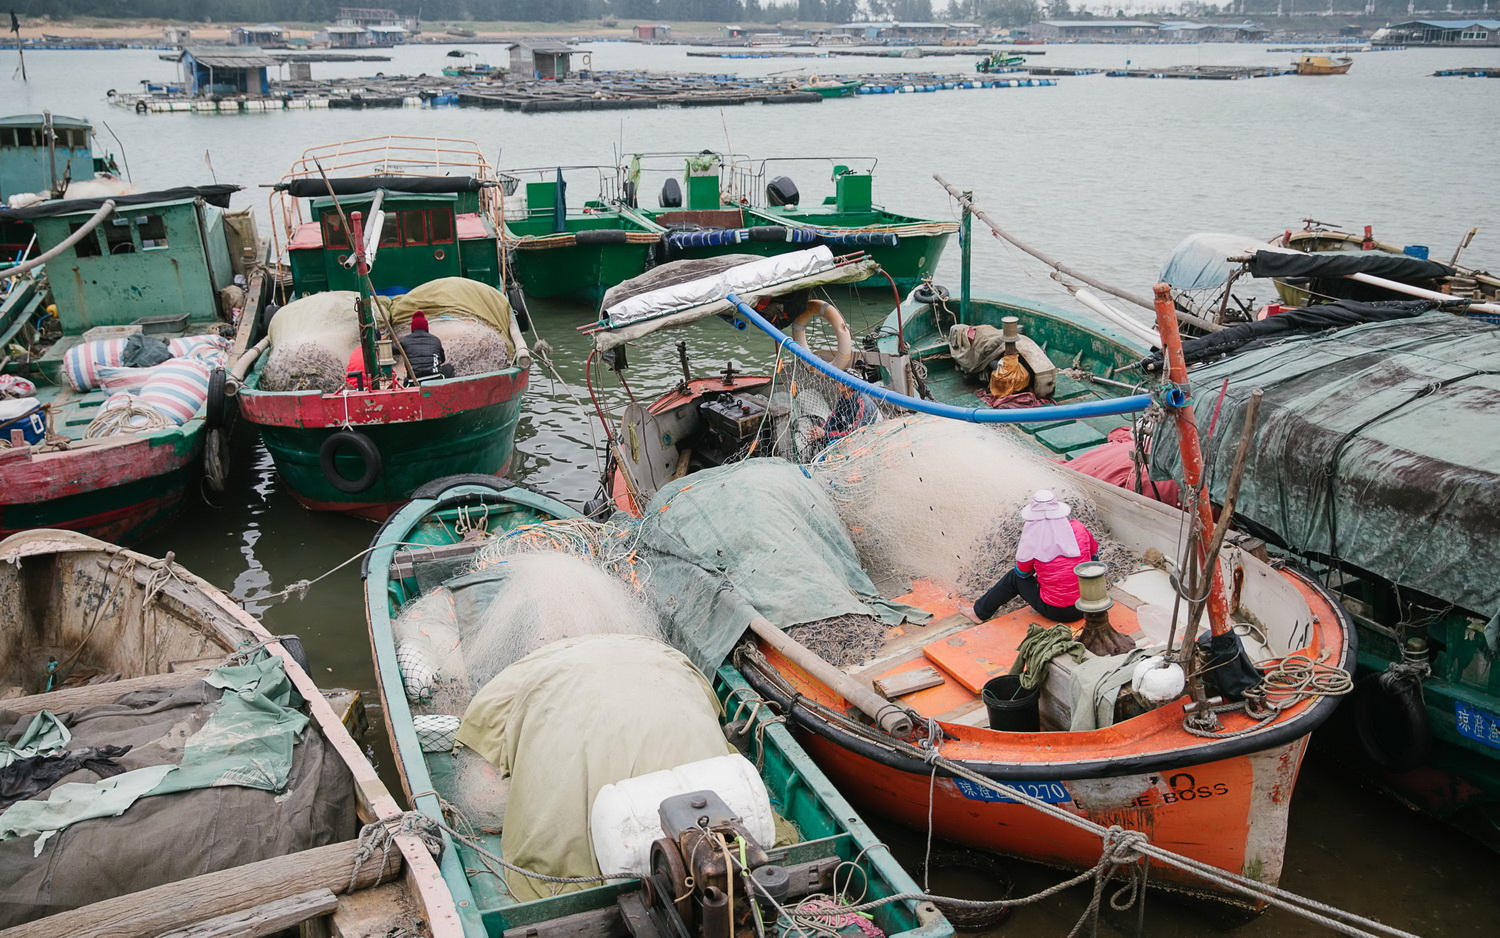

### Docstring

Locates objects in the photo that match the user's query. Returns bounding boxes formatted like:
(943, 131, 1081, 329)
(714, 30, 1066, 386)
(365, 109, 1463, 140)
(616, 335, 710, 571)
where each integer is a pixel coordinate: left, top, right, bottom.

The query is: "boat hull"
(509, 241, 656, 305)
(239, 370, 526, 520)
(666, 227, 950, 291)
(0, 421, 203, 545)
(802, 729, 1305, 909)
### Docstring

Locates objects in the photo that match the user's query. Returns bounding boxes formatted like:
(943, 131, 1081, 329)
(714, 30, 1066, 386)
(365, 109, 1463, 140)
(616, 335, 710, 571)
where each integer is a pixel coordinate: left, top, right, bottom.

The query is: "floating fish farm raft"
(1106, 64, 1294, 79)
(111, 69, 1057, 114)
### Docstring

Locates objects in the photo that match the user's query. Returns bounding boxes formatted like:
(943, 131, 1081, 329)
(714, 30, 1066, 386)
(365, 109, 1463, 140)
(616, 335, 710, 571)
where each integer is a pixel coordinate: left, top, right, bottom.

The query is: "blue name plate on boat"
(953, 778, 1072, 803)
(1455, 700, 1500, 750)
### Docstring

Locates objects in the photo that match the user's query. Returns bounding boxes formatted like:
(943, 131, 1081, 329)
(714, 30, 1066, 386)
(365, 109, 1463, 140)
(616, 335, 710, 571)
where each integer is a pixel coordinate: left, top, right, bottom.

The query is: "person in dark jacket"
(400, 312, 453, 380)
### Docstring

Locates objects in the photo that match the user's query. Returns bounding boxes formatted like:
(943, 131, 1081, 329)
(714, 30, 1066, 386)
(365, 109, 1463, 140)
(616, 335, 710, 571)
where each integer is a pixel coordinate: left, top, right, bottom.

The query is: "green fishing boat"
(874, 286, 1151, 458)
(976, 53, 1025, 72)
(363, 477, 953, 938)
(234, 136, 530, 521)
(617, 153, 957, 290)
(0, 172, 247, 544)
(501, 167, 662, 305)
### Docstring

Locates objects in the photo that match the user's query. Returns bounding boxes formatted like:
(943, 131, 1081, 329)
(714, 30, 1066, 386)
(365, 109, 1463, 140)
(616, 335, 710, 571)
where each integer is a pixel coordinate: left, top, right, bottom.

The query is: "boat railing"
(728, 155, 880, 209)
(266, 134, 509, 272)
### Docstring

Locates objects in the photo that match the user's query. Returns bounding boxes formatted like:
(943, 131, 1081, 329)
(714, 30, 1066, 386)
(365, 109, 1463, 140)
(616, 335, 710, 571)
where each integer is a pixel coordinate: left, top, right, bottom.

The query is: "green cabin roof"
(0, 114, 93, 130)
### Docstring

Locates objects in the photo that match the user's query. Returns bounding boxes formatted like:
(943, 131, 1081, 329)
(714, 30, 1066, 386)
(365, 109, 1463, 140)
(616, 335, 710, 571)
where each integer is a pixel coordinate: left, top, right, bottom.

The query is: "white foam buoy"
(590, 753, 774, 877)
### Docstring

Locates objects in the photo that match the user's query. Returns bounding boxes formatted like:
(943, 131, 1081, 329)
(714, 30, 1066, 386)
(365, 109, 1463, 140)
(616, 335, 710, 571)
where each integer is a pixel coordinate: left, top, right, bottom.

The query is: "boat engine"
(766, 176, 799, 207)
(697, 391, 769, 466)
(642, 790, 781, 938)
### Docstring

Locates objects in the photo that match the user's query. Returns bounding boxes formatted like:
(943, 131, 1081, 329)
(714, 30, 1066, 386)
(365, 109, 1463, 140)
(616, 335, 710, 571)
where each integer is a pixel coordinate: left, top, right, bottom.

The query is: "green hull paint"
(256, 396, 523, 509)
(509, 241, 655, 305)
(365, 484, 953, 938)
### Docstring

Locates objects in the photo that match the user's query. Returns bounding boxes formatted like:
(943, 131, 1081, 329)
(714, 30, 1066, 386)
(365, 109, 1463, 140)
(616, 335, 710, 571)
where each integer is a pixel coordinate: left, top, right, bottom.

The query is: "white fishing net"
(261, 291, 361, 392)
(806, 415, 1140, 602)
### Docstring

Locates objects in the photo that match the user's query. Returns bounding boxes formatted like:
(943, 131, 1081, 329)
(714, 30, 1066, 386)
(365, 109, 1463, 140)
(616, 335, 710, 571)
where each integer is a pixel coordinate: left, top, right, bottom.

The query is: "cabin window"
(138, 214, 168, 250)
(104, 219, 135, 255)
(379, 214, 400, 247)
(0, 129, 15, 148)
(427, 209, 454, 244)
(322, 213, 350, 249)
(1461, 29, 1486, 40)
(400, 210, 428, 245)
(12, 129, 36, 147)
(70, 222, 103, 258)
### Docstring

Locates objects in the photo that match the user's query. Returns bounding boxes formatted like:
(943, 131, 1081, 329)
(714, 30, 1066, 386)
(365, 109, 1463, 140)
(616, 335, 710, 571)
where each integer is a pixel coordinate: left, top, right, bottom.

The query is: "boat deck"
(853, 569, 1275, 732)
(909, 338, 1136, 456)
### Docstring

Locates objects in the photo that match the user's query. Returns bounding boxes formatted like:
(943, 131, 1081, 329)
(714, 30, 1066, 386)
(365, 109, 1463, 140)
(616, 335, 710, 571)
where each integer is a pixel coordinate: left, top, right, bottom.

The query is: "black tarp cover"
(1248, 249, 1454, 282)
(1150, 313, 1500, 617)
(0, 185, 242, 220)
(1141, 299, 1440, 372)
(278, 176, 491, 197)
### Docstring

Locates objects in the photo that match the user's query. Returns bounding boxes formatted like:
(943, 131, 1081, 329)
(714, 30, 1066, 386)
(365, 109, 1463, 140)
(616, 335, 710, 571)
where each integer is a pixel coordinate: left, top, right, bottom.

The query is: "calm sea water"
(8, 40, 1500, 935)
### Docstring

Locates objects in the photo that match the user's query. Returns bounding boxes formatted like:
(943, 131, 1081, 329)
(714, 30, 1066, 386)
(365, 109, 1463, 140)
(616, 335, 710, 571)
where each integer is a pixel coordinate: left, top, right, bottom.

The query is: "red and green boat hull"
(0, 422, 204, 545)
(238, 369, 527, 521)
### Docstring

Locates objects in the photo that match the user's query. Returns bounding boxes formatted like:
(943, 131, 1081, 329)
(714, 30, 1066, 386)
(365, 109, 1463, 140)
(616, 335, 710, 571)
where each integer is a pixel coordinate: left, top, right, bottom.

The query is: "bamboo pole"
(934, 175, 1224, 333)
(1152, 283, 1229, 636)
(748, 617, 913, 736)
(1187, 388, 1264, 634)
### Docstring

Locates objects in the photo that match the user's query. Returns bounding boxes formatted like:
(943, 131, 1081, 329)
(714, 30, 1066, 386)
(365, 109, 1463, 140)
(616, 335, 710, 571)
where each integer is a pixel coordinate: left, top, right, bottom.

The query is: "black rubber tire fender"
(134, 100, 148, 114)
(916, 846, 1015, 930)
(411, 473, 527, 499)
(319, 430, 382, 495)
(202, 427, 229, 495)
(506, 284, 532, 333)
(913, 283, 951, 305)
(747, 225, 790, 243)
(574, 228, 629, 246)
(205, 367, 228, 431)
(1352, 671, 1431, 772)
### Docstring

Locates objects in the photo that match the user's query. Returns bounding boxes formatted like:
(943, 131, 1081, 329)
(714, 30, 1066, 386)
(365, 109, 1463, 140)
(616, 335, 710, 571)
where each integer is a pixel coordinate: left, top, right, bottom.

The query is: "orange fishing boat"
(1295, 55, 1353, 75)
(600, 280, 1356, 914)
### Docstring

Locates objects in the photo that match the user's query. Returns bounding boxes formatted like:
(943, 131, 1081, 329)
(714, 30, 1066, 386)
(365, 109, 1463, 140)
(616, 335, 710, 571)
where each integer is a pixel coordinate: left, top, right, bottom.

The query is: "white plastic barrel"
(589, 753, 774, 878)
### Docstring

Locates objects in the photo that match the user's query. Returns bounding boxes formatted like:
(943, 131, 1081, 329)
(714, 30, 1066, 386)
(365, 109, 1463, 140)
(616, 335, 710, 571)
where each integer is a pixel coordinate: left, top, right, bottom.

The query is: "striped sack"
(98, 366, 158, 393)
(136, 358, 212, 425)
(61, 337, 131, 391)
(169, 334, 230, 357)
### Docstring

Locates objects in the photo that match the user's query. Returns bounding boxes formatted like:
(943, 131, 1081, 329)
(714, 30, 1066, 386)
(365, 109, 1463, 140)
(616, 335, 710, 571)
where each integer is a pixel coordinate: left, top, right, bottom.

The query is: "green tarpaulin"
(1150, 313, 1500, 617)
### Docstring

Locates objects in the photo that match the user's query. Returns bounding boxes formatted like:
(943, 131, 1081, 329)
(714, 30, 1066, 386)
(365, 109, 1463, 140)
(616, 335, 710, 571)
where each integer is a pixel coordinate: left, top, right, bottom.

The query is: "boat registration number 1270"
(952, 779, 1072, 803)
(1456, 700, 1500, 750)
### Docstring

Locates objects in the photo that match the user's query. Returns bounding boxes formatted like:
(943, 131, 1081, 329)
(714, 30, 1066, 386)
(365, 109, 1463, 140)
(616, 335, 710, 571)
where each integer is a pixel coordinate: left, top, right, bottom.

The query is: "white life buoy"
(789, 299, 854, 371)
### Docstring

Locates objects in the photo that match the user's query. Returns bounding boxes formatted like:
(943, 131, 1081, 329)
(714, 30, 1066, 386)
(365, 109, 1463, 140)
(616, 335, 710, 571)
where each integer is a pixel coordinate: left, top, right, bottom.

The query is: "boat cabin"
(283, 185, 499, 297)
(0, 114, 112, 204)
(6, 185, 242, 337)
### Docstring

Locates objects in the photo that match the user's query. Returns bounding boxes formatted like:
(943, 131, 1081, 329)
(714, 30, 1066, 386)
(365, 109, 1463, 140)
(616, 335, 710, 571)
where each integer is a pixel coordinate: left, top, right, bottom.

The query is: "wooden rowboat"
(1295, 55, 1353, 75)
(362, 478, 953, 938)
(0, 528, 459, 937)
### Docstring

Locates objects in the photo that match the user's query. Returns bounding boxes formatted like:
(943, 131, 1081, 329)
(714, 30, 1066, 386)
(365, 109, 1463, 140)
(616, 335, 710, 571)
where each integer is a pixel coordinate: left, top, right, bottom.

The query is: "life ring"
(1352, 671, 1430, 772)
(134, 100, 148, 114)
(789, 299, 854, 371)
(205, 367, 227, 430)
(913, 283, 950, 305)
(319, 430, 382, 494)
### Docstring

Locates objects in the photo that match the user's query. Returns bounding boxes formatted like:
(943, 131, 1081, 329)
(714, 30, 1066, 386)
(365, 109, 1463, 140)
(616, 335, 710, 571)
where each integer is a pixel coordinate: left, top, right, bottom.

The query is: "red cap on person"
(411, 312, 428, 331)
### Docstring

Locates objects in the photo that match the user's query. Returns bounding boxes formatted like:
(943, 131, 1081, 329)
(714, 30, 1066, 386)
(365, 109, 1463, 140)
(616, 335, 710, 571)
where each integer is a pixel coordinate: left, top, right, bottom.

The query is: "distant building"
(1373, 19, 1500, 47)
(635, 24, 671, 41)
(162, 26, 192, 44)
(366, 24, 410, 45)
(337, 7, 420, 32)
(230, 24, 286, 47)
(829, 21, 982, 42)
(1157, 21, 1267, 42)
(178, 46, 277, 96)
(317, 25, 369, 48)
(509, 42, 572, 80)
(1027, 20, 1161, 41)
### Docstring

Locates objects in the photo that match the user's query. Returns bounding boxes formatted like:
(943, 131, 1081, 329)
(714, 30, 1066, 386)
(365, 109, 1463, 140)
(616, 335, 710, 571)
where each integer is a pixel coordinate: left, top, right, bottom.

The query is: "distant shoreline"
(4, 19, 748, 43)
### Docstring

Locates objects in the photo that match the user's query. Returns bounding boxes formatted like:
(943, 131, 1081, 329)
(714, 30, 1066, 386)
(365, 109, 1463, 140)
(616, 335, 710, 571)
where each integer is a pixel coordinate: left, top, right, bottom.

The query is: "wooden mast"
(347, 210, 380, 388)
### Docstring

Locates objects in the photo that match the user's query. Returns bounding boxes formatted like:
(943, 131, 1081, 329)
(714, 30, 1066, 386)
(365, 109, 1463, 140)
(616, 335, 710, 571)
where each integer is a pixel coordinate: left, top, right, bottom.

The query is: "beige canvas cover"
(455, 634, 730, 902)
(385, 277, 514, 355)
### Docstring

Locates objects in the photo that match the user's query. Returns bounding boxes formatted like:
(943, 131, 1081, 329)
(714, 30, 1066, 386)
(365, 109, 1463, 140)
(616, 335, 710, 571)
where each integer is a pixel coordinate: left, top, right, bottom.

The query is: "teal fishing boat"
(363, 478, 952, 938)
(500, 166, 662, 305)
(234, 136, 530, 520)
(0, 181, 247, 544)
(617, 152, 957, 290)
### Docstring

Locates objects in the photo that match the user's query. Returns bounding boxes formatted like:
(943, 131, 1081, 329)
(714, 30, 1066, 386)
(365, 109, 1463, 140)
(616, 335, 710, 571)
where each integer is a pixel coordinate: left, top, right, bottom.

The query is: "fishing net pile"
(387, 277, 515, 375)
(259, 291, 362, 392)
(806, 415, 1140, 603)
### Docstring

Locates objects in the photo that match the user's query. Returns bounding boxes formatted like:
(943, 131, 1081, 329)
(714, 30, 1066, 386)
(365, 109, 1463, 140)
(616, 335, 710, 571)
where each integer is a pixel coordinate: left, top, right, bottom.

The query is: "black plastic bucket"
(981, 675, 1040, 732)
